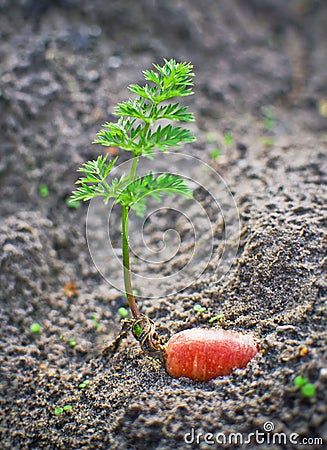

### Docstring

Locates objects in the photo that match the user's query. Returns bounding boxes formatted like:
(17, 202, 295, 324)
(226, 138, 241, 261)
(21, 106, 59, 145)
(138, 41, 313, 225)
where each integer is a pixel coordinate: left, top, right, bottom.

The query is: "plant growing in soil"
(72, 59, 195, 346)
(54, 405, 72, 415)
(71, 59, 258, 381)
(294, 375, 316, 398)
(30, 323, 42, 333)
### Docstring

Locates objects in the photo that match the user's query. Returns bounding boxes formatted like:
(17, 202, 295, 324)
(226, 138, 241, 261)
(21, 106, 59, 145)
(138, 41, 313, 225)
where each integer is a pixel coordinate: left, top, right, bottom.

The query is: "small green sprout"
(263, 107, 275, 130)
(54, 405, 73, 415)
(118, 307, 129, 318)
(63, 405, 73, 411)
(223, 131, 234, 146)
(92, 314, 100, 331)
(262, 136, 275, 147)
(210, 149, 221, 160)
(30, 323, 42, 333)
(294, 375, 316, 398)
(209, 313, 225, 323)
(301, 383, 316, 398)
(39, 184, 49, 198)
(193, 304, 206, 313)
(294, 375, 308, 387)
(133, 323, 143, 338)
(68, 339, 77, 347)
(65, 198, 81, 209)
(79, 379, 91, 389)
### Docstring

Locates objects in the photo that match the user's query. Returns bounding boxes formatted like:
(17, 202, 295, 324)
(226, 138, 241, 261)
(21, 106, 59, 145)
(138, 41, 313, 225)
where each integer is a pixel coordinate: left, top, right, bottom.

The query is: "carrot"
(165, 328, 258, 382)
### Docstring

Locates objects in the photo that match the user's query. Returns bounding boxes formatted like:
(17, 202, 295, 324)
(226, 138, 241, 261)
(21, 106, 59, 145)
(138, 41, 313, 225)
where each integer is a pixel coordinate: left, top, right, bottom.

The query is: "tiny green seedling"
(293, 375, 308, 387)
(30, 323, 42, 333)
(209, 313, 225, 323)
(68, 339, 77, 347)
(301, 383, 316, 398)
(210, 149, 221, 160)
(132, 322, 143, 339)
(223, 131, 234, 146)
(71, 59, 196, 353)
(193, 304, 206, 313)
(39, 184, 49, 198)
(117, 307, 129, 318)
(262, 136, 275, 148)
(293, 375, 316, 398)
(63, 405, 73, 411)
(262, 107, 275, 130)
(65, 197, 81, 209)
(54, 405, 73, 415)
(91, 314, 100, 331)
(78, 379, 91, 389)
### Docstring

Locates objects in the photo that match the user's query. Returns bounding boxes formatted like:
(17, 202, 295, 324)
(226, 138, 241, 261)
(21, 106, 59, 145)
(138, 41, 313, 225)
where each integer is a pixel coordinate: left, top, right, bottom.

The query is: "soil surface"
(1, 1, 326, 449)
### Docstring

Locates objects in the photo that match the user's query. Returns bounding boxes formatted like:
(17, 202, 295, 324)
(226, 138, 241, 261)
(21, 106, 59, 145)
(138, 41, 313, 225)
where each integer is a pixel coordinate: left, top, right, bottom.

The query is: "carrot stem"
(121, 204, 140, 319)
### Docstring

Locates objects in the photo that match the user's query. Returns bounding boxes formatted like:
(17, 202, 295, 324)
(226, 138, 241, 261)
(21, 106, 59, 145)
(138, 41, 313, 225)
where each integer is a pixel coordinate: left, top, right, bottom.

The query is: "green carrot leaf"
(116, 172, 193, 217)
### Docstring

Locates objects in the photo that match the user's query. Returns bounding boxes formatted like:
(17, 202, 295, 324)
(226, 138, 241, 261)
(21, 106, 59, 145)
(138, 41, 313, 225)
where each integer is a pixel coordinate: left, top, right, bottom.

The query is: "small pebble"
(108, 56, 122, 69)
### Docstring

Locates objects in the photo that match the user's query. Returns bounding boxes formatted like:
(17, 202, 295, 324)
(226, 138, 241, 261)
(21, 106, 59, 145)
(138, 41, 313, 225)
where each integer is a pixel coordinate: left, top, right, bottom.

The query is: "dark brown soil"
(1, 1, 326, 449)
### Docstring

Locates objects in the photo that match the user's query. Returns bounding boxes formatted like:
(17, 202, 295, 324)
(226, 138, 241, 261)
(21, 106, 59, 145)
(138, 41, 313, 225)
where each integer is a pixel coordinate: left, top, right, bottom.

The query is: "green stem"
(121, 121, 151, 321)
(130, 155, 139, 181)
(129, 120, 150, 181)
(140, 121, 151, 148)
(121, 204, 140, 319)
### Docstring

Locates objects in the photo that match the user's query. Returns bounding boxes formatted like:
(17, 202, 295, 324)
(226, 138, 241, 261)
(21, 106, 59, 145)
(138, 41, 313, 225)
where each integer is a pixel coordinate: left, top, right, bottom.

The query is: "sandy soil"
(0, 1, 326, 449)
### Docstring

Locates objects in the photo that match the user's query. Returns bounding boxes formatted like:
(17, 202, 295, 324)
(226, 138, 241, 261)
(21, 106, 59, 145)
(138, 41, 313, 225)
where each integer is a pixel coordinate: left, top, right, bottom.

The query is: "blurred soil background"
(0, 1, 326, 449)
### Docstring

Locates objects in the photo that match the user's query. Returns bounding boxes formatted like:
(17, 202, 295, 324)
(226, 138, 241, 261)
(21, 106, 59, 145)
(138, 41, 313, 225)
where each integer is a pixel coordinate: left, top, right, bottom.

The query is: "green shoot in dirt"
(78, 379, 91, 389)
(54, 405, 73, 415)
(71, 59, 196, 335)
(294, 375, 316, 398)
(193, 304, 206, 313)
(209, 313, 225, 323)
(117, 307, 129, 318)
(30, 323, 42, 333)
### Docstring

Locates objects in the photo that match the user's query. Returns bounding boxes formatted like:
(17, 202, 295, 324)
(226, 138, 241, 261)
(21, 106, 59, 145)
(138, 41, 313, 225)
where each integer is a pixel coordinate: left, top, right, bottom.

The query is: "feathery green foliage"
(117, 172, 193, 217)
(72, 59, 195, 208)
(71, 59, 196, 321)
(92, 59, 195, 159)
(72, 155, 120, 203)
